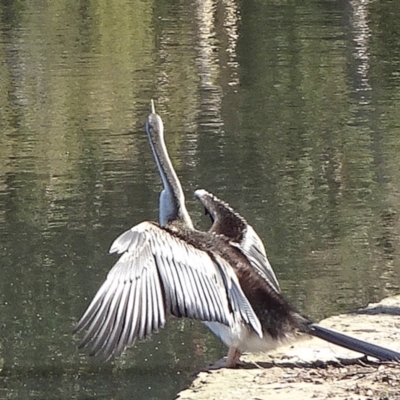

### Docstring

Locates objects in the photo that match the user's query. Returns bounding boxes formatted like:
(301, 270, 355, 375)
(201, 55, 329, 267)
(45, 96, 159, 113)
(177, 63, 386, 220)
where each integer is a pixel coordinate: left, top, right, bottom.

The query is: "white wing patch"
(239, 226, 281, 293)
(75, 221, 261, 358)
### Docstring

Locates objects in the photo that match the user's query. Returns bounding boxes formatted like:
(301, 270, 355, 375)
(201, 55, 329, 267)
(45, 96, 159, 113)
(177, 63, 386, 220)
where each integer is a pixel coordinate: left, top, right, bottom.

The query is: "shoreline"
(176, 295, 400, 400)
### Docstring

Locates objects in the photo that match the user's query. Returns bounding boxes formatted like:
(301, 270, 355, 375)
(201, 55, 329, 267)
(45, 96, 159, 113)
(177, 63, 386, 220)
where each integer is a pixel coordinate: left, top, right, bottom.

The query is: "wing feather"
(127, 276, 142, 347)
(138, 266, 148, 340)
(177, 259, 202, 319)
(115, 284, 136, 355)
(213, 255, 263, 338)
(240, 226, 280, 293)
(78, 281, 115, 348)
(106, 282, 131, 357)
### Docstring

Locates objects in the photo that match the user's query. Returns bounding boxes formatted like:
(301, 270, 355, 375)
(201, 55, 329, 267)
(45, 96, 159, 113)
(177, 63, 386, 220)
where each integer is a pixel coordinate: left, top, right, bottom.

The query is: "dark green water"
(1, 0, 400, 398)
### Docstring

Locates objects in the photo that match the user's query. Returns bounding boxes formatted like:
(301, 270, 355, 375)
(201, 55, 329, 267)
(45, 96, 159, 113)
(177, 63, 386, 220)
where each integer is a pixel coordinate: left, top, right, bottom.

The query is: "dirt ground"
(176, 296, 400, 400)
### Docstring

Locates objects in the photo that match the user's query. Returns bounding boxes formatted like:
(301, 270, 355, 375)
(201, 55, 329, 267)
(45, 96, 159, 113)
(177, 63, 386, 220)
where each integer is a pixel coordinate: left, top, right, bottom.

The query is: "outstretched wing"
(195, 189, 280, 293)
(74, 221, 261, 358)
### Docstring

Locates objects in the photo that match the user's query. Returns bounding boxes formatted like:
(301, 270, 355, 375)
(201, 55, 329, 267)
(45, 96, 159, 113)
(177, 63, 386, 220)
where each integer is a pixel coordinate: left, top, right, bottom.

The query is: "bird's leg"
(225, 346, 242, 368)
(203, 347, 243, 370)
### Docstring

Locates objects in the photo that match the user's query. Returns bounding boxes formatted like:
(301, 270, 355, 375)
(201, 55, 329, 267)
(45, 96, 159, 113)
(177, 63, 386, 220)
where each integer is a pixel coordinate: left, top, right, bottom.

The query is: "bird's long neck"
(146, 111, 193, 229)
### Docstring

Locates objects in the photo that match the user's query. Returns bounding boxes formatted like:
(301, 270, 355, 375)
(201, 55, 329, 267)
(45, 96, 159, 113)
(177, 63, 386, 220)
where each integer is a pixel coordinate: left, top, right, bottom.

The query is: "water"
(1, 0, 400, 398)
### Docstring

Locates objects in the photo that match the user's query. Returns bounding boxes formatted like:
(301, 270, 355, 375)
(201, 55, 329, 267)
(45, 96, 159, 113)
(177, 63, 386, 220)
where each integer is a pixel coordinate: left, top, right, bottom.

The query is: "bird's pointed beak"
(150, 99, 156, 114)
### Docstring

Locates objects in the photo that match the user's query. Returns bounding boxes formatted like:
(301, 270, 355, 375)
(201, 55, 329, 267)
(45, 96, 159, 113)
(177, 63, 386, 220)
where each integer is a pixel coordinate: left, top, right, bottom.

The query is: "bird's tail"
(305, 323, 400, 362)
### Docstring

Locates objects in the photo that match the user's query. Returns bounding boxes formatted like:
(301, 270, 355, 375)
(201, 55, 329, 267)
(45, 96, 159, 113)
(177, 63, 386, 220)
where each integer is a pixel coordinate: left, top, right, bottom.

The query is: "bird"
(73, 101, 263, 359)
(74, 101, 400, 367)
